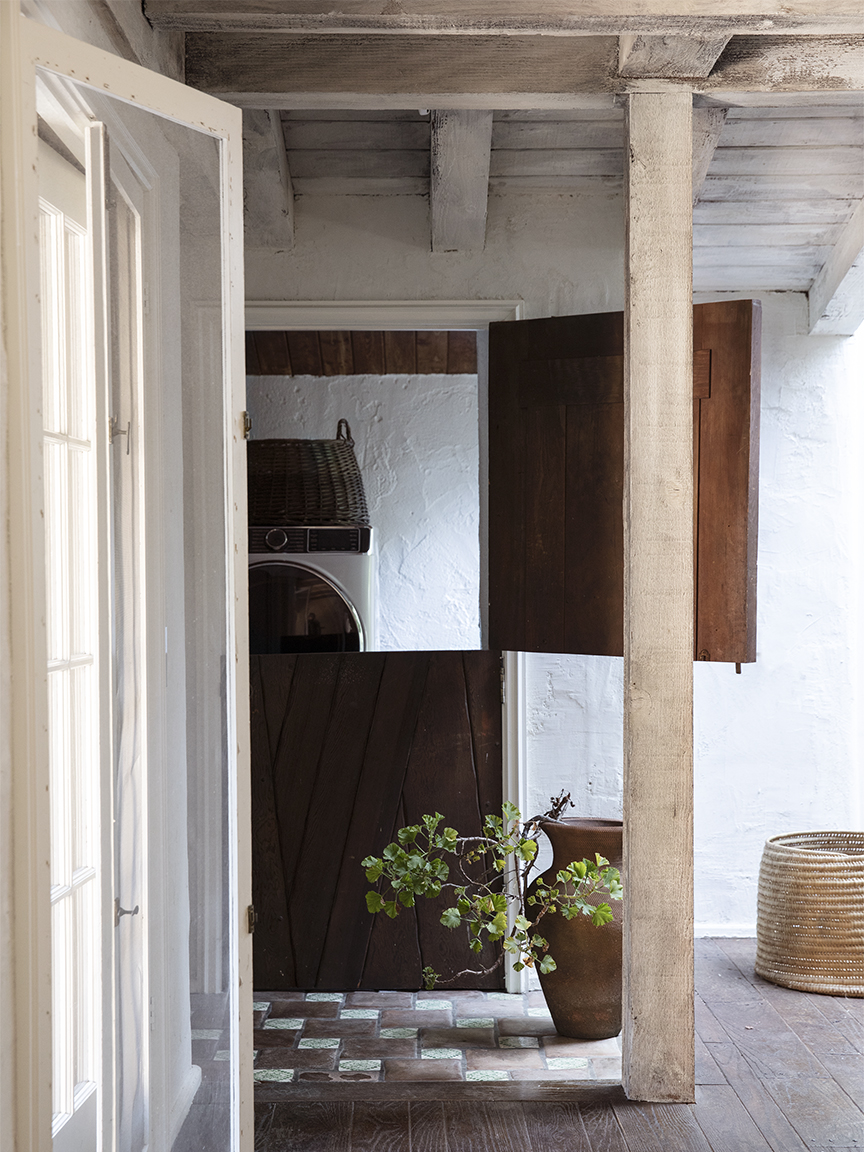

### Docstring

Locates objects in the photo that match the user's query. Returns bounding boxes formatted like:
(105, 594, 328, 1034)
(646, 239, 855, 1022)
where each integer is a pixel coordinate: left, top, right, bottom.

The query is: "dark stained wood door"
(251, 651, 504, 991)
(488, 300, 761, 662)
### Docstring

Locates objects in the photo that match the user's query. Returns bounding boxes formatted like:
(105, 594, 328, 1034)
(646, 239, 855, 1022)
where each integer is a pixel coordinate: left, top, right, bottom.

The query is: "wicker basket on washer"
(755, 831, 864, 997)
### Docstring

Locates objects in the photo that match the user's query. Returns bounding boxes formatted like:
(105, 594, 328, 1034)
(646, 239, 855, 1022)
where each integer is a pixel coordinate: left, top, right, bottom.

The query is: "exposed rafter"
(808, 198, 864, 334)
(242, 108, 295, 247)
(430, 110, 493, 252)
(692, 107, 728, 203)
(144, 1, 864, 37)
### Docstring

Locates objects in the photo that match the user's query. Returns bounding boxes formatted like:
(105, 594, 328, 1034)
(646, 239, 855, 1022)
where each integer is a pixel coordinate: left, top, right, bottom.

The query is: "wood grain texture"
(317, 653, 430, 989)
(349, 1102, 411, 1151)
(408, 1102, 447, 1152)
(415, 331, 449, 375)
(147, 1, 864, 37)
(384, 331, 416, 375)
(705, 1043, 812, 1152)
(243, 108, 294, 249)
(185, 30, 863, 103)
(184, 32, 620, 97)
(286, 330, 323, 376)
(808, 197, 864, 335)
(441, 1102, 531, 1152)
(693, 300, 760, 663)
(431, 109, 493, 252)
(352, 331, 387, 375)
(400, 653, 503, 988)
(250, 658, 294, 987)
(618, 33, 731, 78)
(611, 1100, 713, 1151)
(520, 1101, 593, 1151)
(691, 107, 727, 204)
(252, 652, 502, 990)
(446, 331, 478, 374)
(692, 1085, 775, 1152)
(578, 1102, 631, 1151)
(488, 309, 756, 663)
(246, 330, 477, 376)
(283, 119, 430, 151)
(267, 1102, 353, 1150)
(703, 34, 864, 93)
(622, 89, 694, 1104)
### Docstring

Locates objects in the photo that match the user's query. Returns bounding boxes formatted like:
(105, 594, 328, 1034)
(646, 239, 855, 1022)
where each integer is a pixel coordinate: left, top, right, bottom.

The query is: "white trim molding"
(502, 650, 529, 995)
(245, 299, 524, 331)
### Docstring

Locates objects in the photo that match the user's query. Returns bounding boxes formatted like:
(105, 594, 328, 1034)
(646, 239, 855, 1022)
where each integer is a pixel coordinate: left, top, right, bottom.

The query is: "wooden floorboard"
(691, 1084, 776, 1152)
(257, 939, 863, 1150)
(610, 1101, 713, 1152)
(521, 1101, 593, 1152)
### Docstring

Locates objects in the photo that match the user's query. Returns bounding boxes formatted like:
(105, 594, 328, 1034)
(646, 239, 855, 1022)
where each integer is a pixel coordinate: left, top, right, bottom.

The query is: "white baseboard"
(695, 924, 756, 937)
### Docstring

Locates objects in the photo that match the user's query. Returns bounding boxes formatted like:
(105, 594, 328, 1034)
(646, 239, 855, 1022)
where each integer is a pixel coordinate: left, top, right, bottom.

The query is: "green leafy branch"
(361, 792, 623, 990)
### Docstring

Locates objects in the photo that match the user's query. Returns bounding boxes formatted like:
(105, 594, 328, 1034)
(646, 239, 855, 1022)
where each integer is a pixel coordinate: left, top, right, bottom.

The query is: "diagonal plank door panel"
(252, 651, 504, 991)
(489, 300, 760, 662)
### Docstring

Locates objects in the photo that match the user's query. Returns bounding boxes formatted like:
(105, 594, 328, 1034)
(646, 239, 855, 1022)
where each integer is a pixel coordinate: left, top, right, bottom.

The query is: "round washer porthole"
(249, 562, 363, 654)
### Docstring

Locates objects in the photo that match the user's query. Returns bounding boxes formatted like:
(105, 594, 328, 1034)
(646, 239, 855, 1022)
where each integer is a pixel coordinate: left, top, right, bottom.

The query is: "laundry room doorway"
(244, 302, 521, 996)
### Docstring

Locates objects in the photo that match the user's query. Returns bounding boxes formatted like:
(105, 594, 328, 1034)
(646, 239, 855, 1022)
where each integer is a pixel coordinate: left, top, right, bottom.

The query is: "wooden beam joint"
(618, 33, 731, 79)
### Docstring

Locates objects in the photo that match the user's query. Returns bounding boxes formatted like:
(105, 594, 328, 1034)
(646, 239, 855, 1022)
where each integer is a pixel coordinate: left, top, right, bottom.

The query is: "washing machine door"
(249, 562, 363, 654)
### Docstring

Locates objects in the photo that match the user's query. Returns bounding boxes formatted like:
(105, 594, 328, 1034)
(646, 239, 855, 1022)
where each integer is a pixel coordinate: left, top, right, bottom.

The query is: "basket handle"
(336, 418, 354, 446)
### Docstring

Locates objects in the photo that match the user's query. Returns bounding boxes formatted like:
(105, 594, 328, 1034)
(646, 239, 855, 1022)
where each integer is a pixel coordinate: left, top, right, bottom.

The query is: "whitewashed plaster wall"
(246, 372, 481, 650)
(245, 192, 863, 933)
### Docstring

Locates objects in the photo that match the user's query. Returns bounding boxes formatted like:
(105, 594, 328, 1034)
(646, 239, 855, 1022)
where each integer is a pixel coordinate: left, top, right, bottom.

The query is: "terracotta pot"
(528, 817, 623, 1040)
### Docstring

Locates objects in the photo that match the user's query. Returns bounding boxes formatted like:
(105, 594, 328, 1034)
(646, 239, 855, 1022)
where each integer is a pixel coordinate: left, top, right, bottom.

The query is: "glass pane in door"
(37, 67, 239, 1152)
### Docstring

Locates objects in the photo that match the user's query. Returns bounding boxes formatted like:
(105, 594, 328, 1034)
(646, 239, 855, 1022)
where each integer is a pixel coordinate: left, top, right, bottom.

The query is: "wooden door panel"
(694, 301, 761, 663)
(489, 301, 760, 662)
(251, 651, 504, 991)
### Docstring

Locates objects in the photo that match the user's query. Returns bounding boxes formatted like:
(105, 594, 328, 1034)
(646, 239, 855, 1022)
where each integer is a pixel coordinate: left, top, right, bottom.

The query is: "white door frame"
(244, 298, 528, 991)
(3, 14, 251, 1150)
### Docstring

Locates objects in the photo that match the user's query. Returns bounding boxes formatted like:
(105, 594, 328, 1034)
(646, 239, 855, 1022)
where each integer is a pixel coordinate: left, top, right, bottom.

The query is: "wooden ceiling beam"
(185, 33, 864, 106)
(144, 1, 864, 37)
(430, 110, 493, 252)
(808, 198, 864, 334)
(618, 34, 731, 78)
(692, 107, 728, 203)
(242, 108, 294, 247)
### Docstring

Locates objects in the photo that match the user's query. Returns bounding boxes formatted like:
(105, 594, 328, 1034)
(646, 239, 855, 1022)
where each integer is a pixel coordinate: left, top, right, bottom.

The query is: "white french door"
(10, 15, 251, 1152)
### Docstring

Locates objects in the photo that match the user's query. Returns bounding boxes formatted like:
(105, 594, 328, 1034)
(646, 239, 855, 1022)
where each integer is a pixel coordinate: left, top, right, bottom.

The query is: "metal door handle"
(114, 897, 140, 926)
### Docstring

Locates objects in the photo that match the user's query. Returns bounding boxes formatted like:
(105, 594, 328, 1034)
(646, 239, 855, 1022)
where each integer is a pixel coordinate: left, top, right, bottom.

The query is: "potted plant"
(362, 792, 624, 1039)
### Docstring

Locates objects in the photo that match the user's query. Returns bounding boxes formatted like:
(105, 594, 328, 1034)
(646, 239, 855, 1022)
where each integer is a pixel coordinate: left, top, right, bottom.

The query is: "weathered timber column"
(623, 88, 695, 1103)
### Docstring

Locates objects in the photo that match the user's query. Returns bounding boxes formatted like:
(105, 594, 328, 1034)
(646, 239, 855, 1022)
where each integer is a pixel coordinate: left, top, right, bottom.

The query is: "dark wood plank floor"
(255, 939, 863, 1151)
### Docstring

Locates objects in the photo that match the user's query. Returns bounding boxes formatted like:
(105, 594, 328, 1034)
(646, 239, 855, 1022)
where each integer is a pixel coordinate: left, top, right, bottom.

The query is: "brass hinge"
(247, 904, 257, 934)
(500, 656, 506, 705)
(242, 411, 252, 439)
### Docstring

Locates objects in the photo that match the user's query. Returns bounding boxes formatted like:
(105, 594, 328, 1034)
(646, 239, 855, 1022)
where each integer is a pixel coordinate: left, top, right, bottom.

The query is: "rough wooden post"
(623, 87, 695, 1103)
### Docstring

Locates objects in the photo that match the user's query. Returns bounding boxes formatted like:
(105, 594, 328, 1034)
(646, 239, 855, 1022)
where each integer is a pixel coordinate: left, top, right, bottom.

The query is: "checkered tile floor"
(251, 989, 622, 1087)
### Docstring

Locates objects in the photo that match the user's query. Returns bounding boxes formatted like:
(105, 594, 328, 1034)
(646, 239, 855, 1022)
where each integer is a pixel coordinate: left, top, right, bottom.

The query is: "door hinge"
(242, 411, 252, 439)
(247, 904, 258, 934)
(500, 656, 506, 705)
(109, 416, 131, 454)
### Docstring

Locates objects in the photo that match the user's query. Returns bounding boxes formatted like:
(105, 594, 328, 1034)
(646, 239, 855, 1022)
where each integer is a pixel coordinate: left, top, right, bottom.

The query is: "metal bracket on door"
(114, 897, 140, 926)
(109, 416, 131, 454)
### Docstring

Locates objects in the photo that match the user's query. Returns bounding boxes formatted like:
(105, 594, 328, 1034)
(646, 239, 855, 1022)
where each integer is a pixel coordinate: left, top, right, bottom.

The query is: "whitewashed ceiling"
(144, 2, 864, 331)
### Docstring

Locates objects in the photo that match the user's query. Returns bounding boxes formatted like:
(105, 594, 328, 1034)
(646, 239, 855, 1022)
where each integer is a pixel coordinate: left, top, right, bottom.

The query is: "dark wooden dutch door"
(251, 651, 504, 991)
(488, 299, 761, 662)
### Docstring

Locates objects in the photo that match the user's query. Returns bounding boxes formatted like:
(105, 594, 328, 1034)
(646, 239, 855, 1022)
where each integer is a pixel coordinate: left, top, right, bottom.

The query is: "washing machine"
(248, 524, 377, 654)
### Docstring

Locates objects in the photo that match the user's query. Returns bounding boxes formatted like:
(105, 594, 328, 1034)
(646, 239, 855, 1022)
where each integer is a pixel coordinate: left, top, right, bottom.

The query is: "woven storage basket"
(247, 419, 370, 527)
(755, 831, 864, 997)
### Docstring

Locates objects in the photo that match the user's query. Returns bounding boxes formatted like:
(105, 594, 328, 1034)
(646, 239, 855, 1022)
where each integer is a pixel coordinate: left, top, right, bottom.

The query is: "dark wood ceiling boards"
(246, 329, 478, 375)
